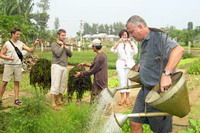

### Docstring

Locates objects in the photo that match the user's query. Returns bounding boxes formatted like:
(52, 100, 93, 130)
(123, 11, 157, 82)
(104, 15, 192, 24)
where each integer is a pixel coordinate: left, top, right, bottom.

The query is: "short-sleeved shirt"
(3, 40, 24, 65)
(139, 31, 177, 87)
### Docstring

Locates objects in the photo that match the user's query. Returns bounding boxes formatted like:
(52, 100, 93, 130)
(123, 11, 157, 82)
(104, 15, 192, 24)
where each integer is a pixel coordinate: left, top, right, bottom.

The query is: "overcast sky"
(39, 0, 200, 36)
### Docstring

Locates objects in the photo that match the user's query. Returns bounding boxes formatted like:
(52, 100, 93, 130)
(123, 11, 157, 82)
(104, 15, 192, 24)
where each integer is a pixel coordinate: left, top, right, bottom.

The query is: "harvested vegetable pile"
(68, 65, 92, 102)
(30, 58, 51, 94)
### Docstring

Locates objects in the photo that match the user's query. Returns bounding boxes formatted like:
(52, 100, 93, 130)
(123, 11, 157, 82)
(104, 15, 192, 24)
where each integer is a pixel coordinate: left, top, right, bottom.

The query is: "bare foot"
(125, 99, 131, 106)
(118, 100, 125, 106)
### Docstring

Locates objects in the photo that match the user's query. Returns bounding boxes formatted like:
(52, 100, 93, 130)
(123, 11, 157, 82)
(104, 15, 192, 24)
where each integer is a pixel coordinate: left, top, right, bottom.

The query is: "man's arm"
(64, 45, 72, 57)
(0, 46, 13, 61)
(23, 44, 35, 52)
(81, 57, 102, 77)
(78, 63, 91, 67)
(160, 45, 184, 92)
(165, 45, 184, 72)
(23, 39, 39, 52)
(51, 43, 65, 57)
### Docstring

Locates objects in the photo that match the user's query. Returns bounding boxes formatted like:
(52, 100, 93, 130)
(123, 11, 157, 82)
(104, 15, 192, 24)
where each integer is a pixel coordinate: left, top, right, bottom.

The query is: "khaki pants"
(2, 64, 22, 82)
(50, 64, 67, 95)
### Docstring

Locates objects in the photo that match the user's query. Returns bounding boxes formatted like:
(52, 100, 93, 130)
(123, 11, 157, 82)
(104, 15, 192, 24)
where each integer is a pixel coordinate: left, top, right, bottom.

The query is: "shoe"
(14, 99, 22, 106)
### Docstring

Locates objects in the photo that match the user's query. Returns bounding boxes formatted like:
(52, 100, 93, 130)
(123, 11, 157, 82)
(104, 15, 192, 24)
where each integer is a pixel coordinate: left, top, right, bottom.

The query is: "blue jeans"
(131, 87, 172, 133)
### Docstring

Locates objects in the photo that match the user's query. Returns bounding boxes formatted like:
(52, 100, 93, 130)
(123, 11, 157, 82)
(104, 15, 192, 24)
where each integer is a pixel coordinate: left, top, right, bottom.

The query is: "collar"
(141, 32, 150, 45)
(144, 31, 151, 41)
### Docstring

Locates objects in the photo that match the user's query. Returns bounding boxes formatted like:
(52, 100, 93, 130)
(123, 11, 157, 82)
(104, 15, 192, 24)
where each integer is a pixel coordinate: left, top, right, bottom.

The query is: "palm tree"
(16, 0, 34, 21)
(0, 0, 34, 21)
(0, 0, 18, 15)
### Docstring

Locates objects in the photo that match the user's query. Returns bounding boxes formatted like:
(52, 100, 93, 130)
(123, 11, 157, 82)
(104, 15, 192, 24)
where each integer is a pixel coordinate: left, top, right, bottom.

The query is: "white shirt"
(3, 40, 24, 65)
(111, 41, 138, 69)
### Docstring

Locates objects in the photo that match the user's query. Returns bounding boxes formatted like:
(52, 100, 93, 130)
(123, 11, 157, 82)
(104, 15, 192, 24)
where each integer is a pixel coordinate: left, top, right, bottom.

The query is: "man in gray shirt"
(50, 29, 72, 109)
(126, 15, 184, 133)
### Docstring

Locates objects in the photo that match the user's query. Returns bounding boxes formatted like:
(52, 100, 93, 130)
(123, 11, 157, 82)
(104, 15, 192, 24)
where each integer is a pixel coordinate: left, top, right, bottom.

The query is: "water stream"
(87, 88, 122, 133)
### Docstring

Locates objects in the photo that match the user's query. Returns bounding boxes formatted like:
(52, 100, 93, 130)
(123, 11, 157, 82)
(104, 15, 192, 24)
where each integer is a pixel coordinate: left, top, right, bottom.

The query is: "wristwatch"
(162, 70, 172, 76)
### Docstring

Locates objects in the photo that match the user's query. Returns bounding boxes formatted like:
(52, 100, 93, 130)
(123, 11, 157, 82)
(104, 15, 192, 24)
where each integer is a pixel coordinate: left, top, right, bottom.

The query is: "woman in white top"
(111, 29, 138, 106)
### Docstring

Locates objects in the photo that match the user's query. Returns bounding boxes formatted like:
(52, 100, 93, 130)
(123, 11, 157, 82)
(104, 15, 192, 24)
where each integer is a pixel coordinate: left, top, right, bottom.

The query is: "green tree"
(0, 0, 34, 21)
(91, 23, 98, 34)
(112, 22, 124, 35)
(0, 15, 38, 43)
(0, 0, 18, 15)
(54, 17, 60, 30)
(34, 0, 49, 40)
(83, 23, 92, 34)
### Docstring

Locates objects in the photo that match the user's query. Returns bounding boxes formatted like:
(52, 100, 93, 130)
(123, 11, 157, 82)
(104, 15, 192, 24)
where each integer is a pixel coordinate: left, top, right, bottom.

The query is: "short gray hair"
(126, 15, 147, 27)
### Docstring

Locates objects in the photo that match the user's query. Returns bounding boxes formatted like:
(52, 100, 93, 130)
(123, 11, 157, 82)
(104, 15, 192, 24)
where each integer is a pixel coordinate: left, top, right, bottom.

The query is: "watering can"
(127, 70, 140, 83)
(105, 84, 141, 97)
(145, 72, 190, 118)
(114, 112, 169, 127)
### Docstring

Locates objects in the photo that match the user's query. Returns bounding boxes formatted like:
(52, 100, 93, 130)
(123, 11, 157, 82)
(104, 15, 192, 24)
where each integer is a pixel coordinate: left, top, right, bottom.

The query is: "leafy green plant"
(0, 111, 11, 132)
(5, 96, 47, 133)
(67, 65, 92, 102)
(108, 76, 119, 88)
(178, 58, 199, 69)
(122, 120, 153, 133)
(30, 58, 51, 94)
(183, 53, 193, 59)
(180, 119, 200, 133)
(35, 103, 92, 133)
(122, 120, 131, 133)
(188, 60, 200, 75)
(143, 124, 153, 133)
(2, 96, 92, 133)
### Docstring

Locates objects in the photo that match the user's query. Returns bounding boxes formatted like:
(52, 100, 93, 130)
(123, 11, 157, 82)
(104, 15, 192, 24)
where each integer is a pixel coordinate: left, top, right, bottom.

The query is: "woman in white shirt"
(111, 29, 138, 106)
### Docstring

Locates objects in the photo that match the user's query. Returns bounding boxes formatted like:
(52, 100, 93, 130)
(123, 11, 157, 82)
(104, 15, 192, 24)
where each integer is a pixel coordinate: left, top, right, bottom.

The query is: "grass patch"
(0, 72, 35, 93)
(187, 60, 200, 75)
(1, 96, 92, 133)
(178, 58, 199, 69)
(35, 49, 117, 69)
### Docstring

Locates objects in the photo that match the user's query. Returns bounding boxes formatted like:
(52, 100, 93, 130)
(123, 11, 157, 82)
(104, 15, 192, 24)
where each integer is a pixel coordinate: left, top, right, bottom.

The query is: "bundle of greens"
(30, 58, 51, 94)
(67, 65, 92, 102)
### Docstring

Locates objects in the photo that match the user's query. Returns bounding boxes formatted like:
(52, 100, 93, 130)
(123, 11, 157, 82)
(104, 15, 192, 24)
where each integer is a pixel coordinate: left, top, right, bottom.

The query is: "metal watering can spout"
(114, 112, 170, 128)
(114, 113, 128, 128)
(106, 84, 141, 97)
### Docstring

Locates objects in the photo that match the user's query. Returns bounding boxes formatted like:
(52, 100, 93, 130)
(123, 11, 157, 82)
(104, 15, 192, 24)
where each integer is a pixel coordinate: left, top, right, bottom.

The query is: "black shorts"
(131, 87, 172, 133)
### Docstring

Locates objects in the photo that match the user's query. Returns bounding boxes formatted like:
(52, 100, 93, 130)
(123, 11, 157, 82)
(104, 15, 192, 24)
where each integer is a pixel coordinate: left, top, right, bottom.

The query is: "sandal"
(14, 99, 22, 106)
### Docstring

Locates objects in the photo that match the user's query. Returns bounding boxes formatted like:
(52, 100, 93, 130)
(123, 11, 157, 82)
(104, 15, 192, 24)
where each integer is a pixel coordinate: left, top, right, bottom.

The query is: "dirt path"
(0, 90, 32, 110)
